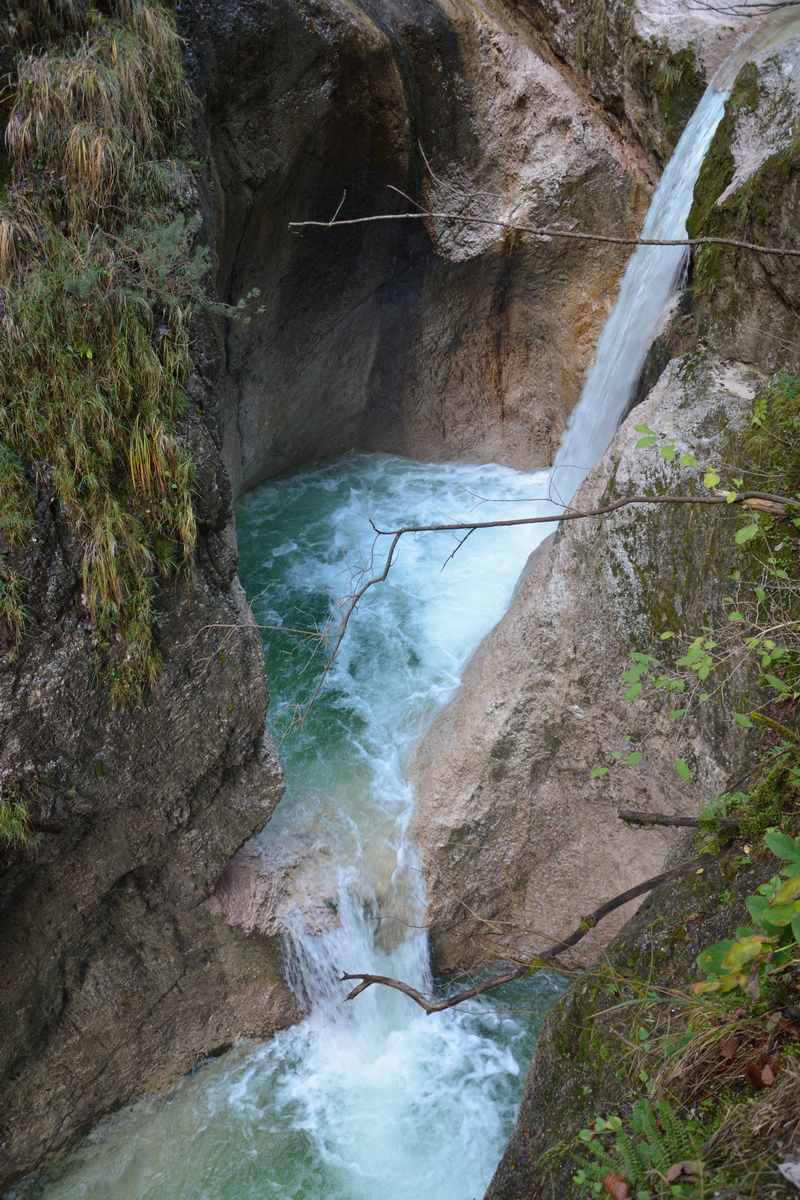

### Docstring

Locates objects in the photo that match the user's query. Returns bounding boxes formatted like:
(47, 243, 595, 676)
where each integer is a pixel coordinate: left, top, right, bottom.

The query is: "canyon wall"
(0, 356, 296, 1186)
(185, 0, 654, 493)
(0, 0, 778, 1190)
(481, 31, 800, 1198)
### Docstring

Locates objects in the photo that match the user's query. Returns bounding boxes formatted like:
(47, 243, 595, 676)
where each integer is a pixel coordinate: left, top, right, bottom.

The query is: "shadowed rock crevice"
(185, 0, 651, 494)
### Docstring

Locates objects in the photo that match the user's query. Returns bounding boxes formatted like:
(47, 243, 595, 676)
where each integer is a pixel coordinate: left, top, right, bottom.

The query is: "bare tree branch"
(618, 809, 739, 830)
(315, 490, 798, 706)
(338, 855, 709, 1013)
(289, 207, 800, 259)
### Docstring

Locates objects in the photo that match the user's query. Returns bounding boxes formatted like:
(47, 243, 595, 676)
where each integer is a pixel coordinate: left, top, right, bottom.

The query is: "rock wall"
(185, 0, 651, 494)
(485, 826, 794, 1199)
(412, 355, 762, 974)
(0, 345, 297, 1188)
(688, 28, 800, 373)
(514, 0, 745, 165)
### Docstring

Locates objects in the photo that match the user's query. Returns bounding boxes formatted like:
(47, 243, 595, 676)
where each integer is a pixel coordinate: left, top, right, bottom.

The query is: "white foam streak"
(553, 85, 729, 501)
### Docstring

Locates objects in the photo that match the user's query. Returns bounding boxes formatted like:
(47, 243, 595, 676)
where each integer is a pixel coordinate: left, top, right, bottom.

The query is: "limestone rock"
(517, 0, 746, 164)
(0, 354, 295, 1194)
(688, 28, 800, 373)
(412, 355, 763, 975)
(185, 0, 650, 490)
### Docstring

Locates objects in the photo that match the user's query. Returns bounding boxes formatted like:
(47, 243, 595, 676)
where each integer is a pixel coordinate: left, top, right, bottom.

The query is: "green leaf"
(765, 674, 790, 694)
(703, 469, 721, 489)
(733, 713, 754, 729)
(735, 523, 760, 544)
(625, 682, 643, 701)
(759, 903, 799, 927)
(660, 444, 677, 462)
(727, 611, 745, 622)
(754, 586, 766, 602)
(590, 767, 609, 779)
(659, 631, 674, 640)
(765, 829, 800, 864)
(723, 491, 738, 504)
(633, 423, 655, 435)
(675, 759, 692, 782)
(746, 894, 770, 925)
(669, 707, 688, 721)
(772, 874, 800, 905)
(697, 939, 736, 975)
(679, 451, 698, 467)
(636, 435, 658, 448)
(624, 751, 644, 766)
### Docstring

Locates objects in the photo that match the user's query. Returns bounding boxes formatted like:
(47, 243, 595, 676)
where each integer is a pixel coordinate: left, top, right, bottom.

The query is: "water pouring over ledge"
(26, 61, 738, 1200)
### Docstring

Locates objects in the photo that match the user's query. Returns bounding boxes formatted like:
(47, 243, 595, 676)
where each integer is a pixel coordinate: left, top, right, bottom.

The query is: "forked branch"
(320, 490, 797, 705)
(339, 855, 709, 1013)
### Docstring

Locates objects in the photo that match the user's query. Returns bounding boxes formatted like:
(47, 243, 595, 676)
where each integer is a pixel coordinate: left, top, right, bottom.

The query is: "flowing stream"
(27, 75, 730, 1200)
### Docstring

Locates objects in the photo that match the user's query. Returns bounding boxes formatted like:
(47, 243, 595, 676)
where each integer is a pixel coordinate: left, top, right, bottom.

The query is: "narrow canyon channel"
(20, 67, 733, 1200)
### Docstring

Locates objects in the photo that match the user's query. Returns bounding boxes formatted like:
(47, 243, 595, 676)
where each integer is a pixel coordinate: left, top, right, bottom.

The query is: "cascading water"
(28, 75, 730, 1200)
(552, 82, 728, 503)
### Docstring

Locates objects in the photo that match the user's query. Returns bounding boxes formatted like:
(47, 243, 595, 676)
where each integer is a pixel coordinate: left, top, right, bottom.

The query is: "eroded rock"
(0, 360, 296, 1193)
(185, 0, 650, 490)
(412, 355, 763, 975)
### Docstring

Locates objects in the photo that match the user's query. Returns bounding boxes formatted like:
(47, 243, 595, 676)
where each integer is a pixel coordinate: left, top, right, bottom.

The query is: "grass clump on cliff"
(0, 0, 204, 706)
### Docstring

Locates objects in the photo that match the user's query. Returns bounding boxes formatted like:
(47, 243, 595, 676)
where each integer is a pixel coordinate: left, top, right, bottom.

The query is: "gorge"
(2, 0, 800, 1197)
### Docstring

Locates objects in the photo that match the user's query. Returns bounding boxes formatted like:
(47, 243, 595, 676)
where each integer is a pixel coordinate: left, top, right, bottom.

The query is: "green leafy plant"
(0, 1, 208, 701)
(573, 1099, 705, 1198)
(693, 829, 800, 998)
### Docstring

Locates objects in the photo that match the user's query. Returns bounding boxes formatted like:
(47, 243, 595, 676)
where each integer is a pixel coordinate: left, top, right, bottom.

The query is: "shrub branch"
(339, 856, 710, 1013)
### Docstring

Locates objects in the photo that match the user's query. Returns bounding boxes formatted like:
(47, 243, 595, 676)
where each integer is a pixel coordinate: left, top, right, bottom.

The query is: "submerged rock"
(412, 355, 762, 974)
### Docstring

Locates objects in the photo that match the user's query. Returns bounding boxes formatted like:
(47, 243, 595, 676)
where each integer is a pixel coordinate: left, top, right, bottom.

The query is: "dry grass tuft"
(0, 1, 201, 702)
(704, 1056, 800, 1198)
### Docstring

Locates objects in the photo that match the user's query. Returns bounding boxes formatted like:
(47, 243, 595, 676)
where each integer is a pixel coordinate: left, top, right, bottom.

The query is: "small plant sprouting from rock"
(573, 1099, 705, 1198)
(693, 828, 800, 1000)
(591, 373, 800, 785)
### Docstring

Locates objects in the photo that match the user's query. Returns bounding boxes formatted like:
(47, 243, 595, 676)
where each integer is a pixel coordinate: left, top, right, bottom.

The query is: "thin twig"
(288, 208, 800, 259)
(314, 490, 797, 703)
(339, 855, 709, 1013)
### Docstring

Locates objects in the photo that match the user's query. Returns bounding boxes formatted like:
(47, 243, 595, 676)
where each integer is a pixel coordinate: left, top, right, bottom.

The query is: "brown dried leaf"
(602, 1172, 631, 1199)
(665, 1161, 703, 1183)
(745, 1056, 779, 1088)
(718, 1035, 740, 1060)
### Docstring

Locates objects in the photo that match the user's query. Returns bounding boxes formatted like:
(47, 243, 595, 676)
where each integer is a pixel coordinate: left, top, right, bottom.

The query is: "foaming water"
(30, 456, 564, 1200)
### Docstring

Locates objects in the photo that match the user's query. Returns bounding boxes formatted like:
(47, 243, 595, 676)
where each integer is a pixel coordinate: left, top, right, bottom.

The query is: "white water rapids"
(27, 79, 729, 1200)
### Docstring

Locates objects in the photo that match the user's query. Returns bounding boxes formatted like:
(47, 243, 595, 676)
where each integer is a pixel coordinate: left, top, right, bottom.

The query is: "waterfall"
(553, 84, 728, 503)
(31, 80, 730, 1200)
